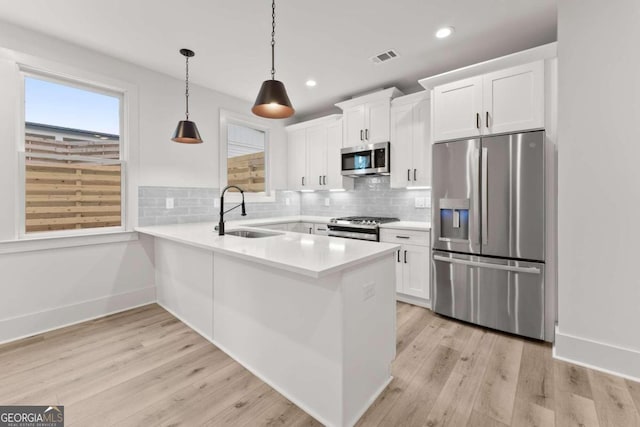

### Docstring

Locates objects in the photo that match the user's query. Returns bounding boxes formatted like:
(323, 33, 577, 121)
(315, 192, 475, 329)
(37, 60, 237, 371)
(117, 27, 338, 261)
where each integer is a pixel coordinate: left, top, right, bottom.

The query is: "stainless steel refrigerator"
(431, 130, 549, 340)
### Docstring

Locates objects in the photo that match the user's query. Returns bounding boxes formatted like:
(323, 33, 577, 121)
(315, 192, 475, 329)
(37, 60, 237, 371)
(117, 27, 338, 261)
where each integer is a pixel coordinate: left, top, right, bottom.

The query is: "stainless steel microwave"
(340, 142, 390, 177)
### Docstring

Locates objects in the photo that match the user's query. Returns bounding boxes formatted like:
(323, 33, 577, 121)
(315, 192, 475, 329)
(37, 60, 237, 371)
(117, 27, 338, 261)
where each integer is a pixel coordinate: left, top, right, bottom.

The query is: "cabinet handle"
(413, 169, 417, 181)
(309, 227, 313, 234)
(302, 177, 305, 186)
(476, 113, 480, 129)
(317, 227, 326, 231)
(360, 129, 364, 141)
(365, 129, 369, 140)
(319, 175, 322, 185)
(397, 250, 400, 263)
(407, 169, 411, 181)
(396, 235, 410, 239)
(323, 175, 327, 185)
(486, 111, 489, 128)
(404, 250, 408, 263)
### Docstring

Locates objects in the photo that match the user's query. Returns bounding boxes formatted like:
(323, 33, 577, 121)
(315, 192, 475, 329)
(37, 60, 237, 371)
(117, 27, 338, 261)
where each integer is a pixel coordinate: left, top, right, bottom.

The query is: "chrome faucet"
(218, 185, 247, 236)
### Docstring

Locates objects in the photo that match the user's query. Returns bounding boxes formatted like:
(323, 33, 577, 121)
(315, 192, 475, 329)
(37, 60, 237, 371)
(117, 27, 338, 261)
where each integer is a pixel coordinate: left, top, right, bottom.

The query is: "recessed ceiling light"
(306, 79, 317, 87)
(436, 27, 454, 39)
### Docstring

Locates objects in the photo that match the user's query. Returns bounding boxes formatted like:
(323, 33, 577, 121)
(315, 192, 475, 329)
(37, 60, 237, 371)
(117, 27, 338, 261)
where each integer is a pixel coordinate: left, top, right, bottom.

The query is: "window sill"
(0, 230, 139, 255)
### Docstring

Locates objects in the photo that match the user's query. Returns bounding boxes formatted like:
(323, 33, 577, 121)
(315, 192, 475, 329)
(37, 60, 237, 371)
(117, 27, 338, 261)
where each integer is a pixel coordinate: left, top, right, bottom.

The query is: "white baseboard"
(553, 326, 640, 382)
(0, 286, 156, 345)
(396, 293, 431, 309)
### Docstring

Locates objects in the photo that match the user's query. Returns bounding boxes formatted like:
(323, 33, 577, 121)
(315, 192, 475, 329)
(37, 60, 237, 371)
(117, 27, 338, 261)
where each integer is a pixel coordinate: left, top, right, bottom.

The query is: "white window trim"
(0, 47, 139, 249)
(219, 109, 275, 203)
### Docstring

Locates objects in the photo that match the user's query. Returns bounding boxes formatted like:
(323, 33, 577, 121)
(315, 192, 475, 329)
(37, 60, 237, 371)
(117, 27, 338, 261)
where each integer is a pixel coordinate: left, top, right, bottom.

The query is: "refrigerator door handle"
(472, 147, 481, 247)
(433, 255, 541, 274)
(481, 146, 488, 245)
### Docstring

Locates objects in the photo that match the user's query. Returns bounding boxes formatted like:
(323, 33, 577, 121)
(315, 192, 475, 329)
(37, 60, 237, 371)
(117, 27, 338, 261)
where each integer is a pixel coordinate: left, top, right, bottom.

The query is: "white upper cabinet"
(433, 76, 483, 141)
(483, 61, 544, 135)
(287, 129, 307, 190)
(336, 87, 403, 147)
(306, 125, 328, 189)
(432, 61, 544, 142)
(343, 105, 366, 147)
(325, 120, 345, 189)
(390, 92, 431, 189)
(286, 115, 353, 191)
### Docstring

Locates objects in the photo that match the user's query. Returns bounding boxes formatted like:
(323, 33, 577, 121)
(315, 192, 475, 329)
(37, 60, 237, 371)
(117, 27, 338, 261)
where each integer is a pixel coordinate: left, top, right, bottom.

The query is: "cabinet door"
(366, 99, 391, 143)
(402, 244, 430, 300)
(313, 223, 329, 235)
(389, 102, 413, 189)
(287, 129, 307, 190)
(325, 120, 352, 190)
(343, 105, 366, 147)
(411, 98, 431, 186)
(433, 76, 483, 142)
(260, 223, 289, 231)
(394, 249, 403, 293)
(306, 125, 328, 190)
(288, 222, 314, 234)
(483, 61, 544, 135)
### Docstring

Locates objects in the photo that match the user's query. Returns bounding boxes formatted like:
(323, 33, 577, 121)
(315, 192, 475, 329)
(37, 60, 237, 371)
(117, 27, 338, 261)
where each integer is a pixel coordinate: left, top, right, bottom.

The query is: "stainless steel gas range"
(327, 216, 399, 242)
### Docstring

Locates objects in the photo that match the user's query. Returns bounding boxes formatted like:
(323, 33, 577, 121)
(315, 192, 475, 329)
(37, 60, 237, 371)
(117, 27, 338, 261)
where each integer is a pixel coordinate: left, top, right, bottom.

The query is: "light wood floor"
(1, 303, 639, 426)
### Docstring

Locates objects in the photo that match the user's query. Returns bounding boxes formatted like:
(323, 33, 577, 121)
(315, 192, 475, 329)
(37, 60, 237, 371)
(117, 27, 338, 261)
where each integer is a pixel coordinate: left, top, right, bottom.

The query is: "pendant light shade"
(172, 120, 203, 144)
(252, 79, 294, 119)
(172, 48, 203, 144)
(252, 0, 294, 119)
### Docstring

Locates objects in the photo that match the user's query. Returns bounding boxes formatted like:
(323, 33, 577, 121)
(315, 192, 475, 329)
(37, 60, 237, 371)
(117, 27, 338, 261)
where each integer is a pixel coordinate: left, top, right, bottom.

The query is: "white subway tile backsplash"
(138, 177, 430, 226)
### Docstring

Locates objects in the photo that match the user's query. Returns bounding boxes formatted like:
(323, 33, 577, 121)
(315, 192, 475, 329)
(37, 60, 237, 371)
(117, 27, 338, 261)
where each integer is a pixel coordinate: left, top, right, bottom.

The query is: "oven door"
(327, 225, 378, 241)
(341, 142, 389, 176)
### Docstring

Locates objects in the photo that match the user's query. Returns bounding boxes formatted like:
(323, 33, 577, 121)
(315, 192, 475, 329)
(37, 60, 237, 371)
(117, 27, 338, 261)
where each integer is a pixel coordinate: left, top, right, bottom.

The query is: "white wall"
(0, 20, 286, 342)
(556, 0, 640, 379)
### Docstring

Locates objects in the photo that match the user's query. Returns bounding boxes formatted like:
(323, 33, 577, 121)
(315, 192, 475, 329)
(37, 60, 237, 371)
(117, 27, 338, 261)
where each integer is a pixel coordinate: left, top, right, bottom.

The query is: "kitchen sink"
(224, 229, 283, 238)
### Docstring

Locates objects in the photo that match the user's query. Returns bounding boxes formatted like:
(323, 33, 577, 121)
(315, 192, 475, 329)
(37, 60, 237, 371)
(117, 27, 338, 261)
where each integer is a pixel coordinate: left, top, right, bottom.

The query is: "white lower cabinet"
(380, 228, 431, 306)
(287, 222, 314, 234)
(313, 223, 329, 235)
(259, 223, 289, 231)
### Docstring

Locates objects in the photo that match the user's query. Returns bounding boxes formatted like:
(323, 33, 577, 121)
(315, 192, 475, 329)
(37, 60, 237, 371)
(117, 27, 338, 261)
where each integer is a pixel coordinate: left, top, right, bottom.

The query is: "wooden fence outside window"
(24, 135, 122, 233)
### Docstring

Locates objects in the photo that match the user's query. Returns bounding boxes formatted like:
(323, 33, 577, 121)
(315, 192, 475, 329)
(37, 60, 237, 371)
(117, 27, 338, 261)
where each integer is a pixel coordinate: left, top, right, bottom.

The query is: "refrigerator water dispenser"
(439, 198, 470, 242)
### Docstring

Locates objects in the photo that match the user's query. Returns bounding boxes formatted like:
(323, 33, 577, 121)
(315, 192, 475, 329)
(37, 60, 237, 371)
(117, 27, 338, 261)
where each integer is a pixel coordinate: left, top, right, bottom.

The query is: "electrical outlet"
(165, 197, 174, 209)
(324, 198, 330, 207)
(285, 197, 291, 206)
(362, 282, 375, 301)
(415, 197, 426, 208)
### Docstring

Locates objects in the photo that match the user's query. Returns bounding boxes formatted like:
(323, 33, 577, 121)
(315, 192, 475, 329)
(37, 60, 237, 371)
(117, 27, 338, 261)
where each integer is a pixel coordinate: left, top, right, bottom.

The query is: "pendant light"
(172, 48, 203, 144)
(252, 0, 294, 119)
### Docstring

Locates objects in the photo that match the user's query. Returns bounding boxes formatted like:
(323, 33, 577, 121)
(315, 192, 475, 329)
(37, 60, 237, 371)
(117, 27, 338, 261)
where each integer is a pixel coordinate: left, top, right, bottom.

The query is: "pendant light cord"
(271, 0, 276, 80)
(185, 55, 190, 120)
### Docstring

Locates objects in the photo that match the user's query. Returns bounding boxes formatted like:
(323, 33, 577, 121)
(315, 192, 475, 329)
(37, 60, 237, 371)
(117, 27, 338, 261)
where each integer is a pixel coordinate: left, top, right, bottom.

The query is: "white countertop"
(136, 221, 399, 279)
(380, 221, 431, 231)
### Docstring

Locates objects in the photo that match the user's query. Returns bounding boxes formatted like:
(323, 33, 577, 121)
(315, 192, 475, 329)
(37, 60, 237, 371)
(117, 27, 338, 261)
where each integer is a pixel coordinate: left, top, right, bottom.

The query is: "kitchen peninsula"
(136, 221, 399, 427)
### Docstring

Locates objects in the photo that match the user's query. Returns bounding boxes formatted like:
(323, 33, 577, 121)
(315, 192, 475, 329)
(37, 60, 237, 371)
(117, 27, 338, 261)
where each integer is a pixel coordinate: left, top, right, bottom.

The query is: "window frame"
(219, 109, 274, 203)
(16, 63, 134, 240)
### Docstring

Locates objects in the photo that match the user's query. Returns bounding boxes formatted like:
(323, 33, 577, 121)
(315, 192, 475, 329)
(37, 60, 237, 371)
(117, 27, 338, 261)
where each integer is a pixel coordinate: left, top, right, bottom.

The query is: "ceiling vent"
(370, 49, 399, 64)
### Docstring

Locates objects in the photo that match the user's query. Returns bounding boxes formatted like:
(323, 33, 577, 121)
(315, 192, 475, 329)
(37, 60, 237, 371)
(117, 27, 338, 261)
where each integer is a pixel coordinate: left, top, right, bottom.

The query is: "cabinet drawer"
(380, 229, 430, 246)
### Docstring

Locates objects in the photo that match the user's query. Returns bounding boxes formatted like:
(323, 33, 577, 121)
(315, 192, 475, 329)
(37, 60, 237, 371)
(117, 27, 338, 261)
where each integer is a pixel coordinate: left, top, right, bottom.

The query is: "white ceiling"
(0, 0, 557, 121)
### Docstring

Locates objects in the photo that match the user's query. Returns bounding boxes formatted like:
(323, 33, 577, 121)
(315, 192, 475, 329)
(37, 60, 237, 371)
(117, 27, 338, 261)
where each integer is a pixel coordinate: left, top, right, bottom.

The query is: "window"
(226, 123, 266, 193)
(219, 110, 273, 201)
(22, 75, 124, 235)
